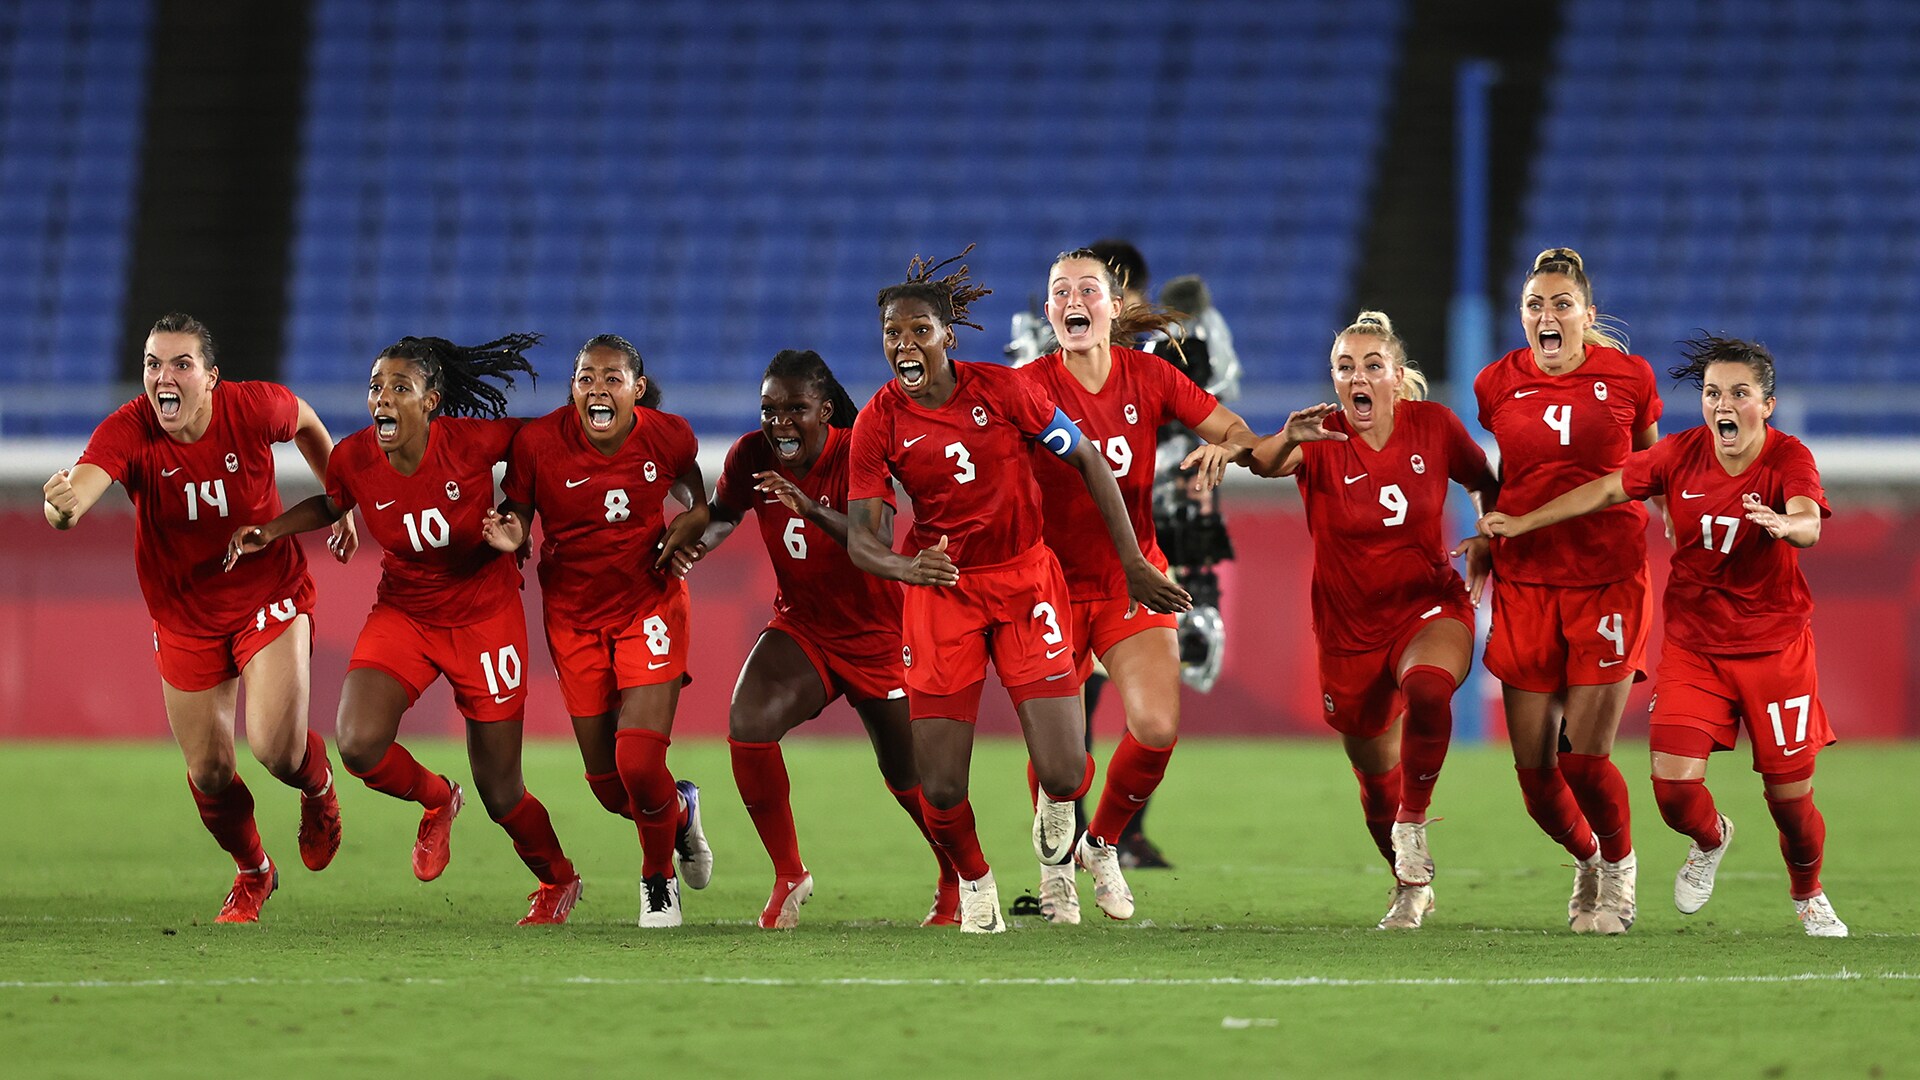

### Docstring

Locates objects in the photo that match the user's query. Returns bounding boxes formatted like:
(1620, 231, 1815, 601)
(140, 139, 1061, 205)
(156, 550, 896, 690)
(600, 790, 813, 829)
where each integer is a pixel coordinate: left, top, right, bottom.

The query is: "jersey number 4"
(1542, 404, 1573, 446)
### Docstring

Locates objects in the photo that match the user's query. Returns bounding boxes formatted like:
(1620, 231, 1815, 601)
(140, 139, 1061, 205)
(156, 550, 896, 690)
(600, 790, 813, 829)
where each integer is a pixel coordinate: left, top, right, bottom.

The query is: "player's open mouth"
(155, 391, 181, 420)
(586, 404, 616, 431)
(375, 415, 398, 441)
(1538, 329, 1563, 357)
(1717, 418, 1739, 444)
(774, 436, 802, 458)
(896, 360, 926, 389)
(1064, 313, 1091, 335)
(1350, 391, 1373, 420)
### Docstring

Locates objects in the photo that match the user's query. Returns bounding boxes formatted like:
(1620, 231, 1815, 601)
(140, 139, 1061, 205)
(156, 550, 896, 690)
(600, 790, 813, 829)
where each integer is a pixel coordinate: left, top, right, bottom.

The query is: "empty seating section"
(0, 0, 151, 392)
(1511, 0, 1920, 434)
(286, 0, 1405, 431)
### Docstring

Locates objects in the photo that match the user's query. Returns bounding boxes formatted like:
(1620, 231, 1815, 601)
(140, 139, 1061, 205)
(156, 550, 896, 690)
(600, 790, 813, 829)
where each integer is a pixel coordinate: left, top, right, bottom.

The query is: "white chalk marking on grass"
(1221, 1017, 1280, 1029)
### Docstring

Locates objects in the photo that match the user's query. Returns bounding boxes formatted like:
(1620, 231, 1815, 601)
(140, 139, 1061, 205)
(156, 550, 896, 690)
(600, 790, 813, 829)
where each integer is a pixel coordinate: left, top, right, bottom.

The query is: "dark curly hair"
(377, 333, 539, 418)
(876, 245, 992, 331)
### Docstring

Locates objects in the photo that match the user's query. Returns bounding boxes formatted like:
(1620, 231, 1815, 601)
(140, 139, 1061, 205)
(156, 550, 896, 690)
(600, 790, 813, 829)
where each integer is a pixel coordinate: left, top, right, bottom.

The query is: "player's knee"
(727, 702, 789, 744)
(475, 776, 525, 821)
(336, 735, 386, 778)
(1128, 712, 1178, 749)
(1034, 761, 1082, 800)
(919, 775, 967, 811)
(188, 760, 236, 794)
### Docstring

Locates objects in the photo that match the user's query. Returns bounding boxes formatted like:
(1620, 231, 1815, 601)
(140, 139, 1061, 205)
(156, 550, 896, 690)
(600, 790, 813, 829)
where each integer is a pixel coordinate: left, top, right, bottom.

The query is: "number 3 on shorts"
(643, 615, 671, 656)
(1032, 602, 1063, 645)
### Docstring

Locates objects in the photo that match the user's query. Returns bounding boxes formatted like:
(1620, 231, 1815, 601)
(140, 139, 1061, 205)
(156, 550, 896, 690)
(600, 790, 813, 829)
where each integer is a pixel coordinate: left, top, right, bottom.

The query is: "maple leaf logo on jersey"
(1124, 404, 1139, 425)
(1594, 381, 1609, 402)
(971, 405, 989, 427)
(1324, 693, 1336, 714)
(224, 453, 239, 473)
(644, 462, 658, 482)
(444, 481, 461, 501)
(901, 645, 913, 668)
(1410, 454, 1426, 475)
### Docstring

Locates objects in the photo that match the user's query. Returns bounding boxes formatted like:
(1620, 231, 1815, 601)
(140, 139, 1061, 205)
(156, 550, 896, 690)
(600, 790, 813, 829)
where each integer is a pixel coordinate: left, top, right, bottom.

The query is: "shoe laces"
(1597, 862, 1633, 908)
(643, 875, 673, 913)
(1678, 845, 1717, 889)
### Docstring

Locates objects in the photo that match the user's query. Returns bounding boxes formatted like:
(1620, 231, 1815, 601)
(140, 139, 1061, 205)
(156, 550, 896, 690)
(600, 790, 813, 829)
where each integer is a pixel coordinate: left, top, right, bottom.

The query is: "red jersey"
(1620, 425, 1829, 655)
(77, 381, 311, 638)
(326, 416, 521, 627)
(1476, 345, 1662, 586)
(713, 426, 905, 652)
(1296, 400, 1494, 653)
(1019, 347, 1218, 599)
(503, 404, 698, 630)
(848, 360, 1059, 569)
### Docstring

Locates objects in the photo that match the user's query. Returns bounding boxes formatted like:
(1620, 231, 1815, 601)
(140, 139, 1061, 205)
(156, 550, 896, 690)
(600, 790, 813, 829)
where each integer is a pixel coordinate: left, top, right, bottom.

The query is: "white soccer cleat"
(958, 872, 1006, 934)
(758, 873, 814, 930)
(1075, 836, 1135, 921)
(674, 780, 714, 890)
(638, 873, 682, 928)
(1032, 795, 1077, 866)
(1568, 851, 1603, 932)
(1674, 814, 1734, 915)
(1038, 862, 1081, 925)
(1390, 820, 1434, 885)
(1795, 892, 1849, 938)
(1589, 851, 1638, 935)
(1376, 883, 1435, 930)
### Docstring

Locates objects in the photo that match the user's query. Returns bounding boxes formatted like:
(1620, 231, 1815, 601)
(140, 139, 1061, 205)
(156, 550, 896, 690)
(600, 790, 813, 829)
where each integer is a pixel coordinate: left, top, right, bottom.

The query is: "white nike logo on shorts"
(647, 660, 670, 670)
(1045, 671, 1071, 681)
(492, 694, 515, 704)
(1420, 606, 1442, 619)
(1598, 659, 1624, 667)
(1045, 646, 1068, 659)
(1781, 745, 1808, 756)
(565, 478, 590, 488)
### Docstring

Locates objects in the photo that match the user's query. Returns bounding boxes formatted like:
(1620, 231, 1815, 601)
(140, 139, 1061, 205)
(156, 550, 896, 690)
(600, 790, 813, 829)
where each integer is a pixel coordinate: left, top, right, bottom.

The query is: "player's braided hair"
(377, 333, 539, 419)
(577, 333, 663, 408)
(1524, 246, 1629, 353)
(1669, 334, 1778, 400)
(764, 349, 858, 428)
(876, 244, 991, 331)
(1054, 247, 1185, 343)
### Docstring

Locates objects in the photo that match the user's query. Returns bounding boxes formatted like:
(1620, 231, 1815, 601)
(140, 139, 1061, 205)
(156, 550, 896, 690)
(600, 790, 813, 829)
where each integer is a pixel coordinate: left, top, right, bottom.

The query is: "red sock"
(1397, 666, 1455, 822)
(1652, 776, 1724, 850)
(1559, 752, 1634, 862)
(1024, 760, 1040, 810)
(282, 730, 333, 795)
(347, 742, 451, 808)
(888, 781, 958, 884)
(730, 739, 804, 878)
(615, 728, 680, 878)
(1516, 766, 1598, 860)
(1088, 732, 1174, 844)
(584, 770, 634, 820)
(496, 791, 575, 885)
(1353, 765, 1401, 867)
(188, 773, 267, 871)
(1766, 790, 1827, 901)
(919, 794, 990, 881)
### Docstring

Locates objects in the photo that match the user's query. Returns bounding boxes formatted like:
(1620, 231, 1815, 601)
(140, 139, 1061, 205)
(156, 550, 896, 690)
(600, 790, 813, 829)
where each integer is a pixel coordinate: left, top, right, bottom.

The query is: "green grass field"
(3, 738, 1916, 1079)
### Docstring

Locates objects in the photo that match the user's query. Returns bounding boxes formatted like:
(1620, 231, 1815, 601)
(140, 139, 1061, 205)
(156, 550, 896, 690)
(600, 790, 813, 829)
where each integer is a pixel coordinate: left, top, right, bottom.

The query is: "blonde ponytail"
(1333, 310, 1428, 401)
(1525, 246, 1628, 352)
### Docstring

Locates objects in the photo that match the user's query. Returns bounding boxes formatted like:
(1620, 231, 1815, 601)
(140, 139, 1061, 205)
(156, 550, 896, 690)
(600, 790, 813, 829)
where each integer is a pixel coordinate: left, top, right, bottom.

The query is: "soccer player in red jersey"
(686, 349, 957, 928)
(484, 334, 714, 929)
(846, 251, 1190, 933)
(1474, 247, 1663, 934)
(43, 313, 350, 923)
(1015, 248, 1257, 923)
(228, 335, 582, 925)
(1481, 335, 1847, 937)
(1251, 312, 1497, 929)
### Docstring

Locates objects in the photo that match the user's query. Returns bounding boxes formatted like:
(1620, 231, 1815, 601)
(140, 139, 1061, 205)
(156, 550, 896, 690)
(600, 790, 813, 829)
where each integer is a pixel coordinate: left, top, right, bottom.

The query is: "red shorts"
(349, 600, 530, 722)
(1317, 597, 1473, 739)
(1070, 593, 1180, 682)
(1484, 566, 1651, 693)
(153, 575, 316, 693)
(1648, 628, 1834, 775)
(901, 544, 1079, 721)
(544, 585, 690, 718)
(767, 615, 906, 707)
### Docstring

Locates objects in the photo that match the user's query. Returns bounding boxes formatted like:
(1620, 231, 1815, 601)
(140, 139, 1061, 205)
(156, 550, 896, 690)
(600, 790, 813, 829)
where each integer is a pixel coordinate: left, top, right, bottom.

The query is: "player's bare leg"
(1505, 687, 1603, 929)
(238, 615, 339, 871)
(1019, 694, 1130, 919)
(338, 667, 458, 880)
(164, 677, 275, 920)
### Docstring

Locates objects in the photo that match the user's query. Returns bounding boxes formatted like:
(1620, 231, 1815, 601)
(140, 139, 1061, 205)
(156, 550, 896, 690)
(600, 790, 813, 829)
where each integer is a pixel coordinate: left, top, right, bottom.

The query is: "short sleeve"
(1000, 370, 1058, 438)
(1472, 363, 1501, 432)
(1158, 357, 1219, 430)
(1631, 357, 1664, 431)
(1618, 437, 1671, 500)
(502, 423, 538, 506)
(1775, 437, 1832, 518)
(76, 401, 144, 484)
(1440, 406, 1495, 489)
(238, 381, 301, 443)
(324, 443, 357, 513)
(847, 400, 893, 503)
(713, 435, 756, 514)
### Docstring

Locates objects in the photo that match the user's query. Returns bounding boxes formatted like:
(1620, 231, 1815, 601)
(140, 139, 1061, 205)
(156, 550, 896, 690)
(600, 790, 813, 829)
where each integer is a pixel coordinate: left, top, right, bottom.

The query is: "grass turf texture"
(2, 738, 1916, 1079)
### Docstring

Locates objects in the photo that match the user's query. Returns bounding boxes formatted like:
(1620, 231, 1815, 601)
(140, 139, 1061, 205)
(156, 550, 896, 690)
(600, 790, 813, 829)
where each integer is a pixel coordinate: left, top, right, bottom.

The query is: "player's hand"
(1281, 403, 1349, 445)
(1660, 504, 1676, 547)
(754, 471, 817, 518)
(1450, 535, 1492, 606)
(1742, 493, 1790, 538)
(225, 524, 274, 571)
(1125, 558, 1192, 615)
(327, 512, 358, 564)
(482, 508, 526, 552)
(1476, 511, 1520, 538)
(42, 469, 78, 528)
(1179, 442, 1237, 493)
(656, 503, 712, 575)
(904, 534, 960, 587)
(666, 540, 708, 578)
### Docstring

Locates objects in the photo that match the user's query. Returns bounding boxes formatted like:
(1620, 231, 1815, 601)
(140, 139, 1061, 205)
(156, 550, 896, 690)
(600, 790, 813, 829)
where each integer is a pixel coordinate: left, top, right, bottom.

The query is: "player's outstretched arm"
(1248, 404, 1347, 478)
(1478, 470, 1629, 539)
(291, 396, 357, 563)
(846, 497, 954, 586)
(1181, 404, 1260, 490)
(1062, 438, 1191, 615)
(226, 493, 343, 571)
(753, 470, 876, 550)
(694, 496, 744, 558)
(1745, 494, 1822, 549)
(656, 462, 712, 576)
(43, 464, 113, 530)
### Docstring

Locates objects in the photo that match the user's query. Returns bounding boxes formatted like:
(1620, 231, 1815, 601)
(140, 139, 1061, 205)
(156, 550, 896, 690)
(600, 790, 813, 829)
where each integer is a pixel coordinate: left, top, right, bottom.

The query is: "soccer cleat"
(412, 779, 463, 882)
(958, 872, 1006, 934)
(639, 873, 683, 928)
(759, 873, 814, 930)
(1795, 892, 1848, 938)
(1589, 851, 1638, 935)
(297, 769, 342, 872)
(1117, 832, 1173, 870)
(1674, 814, 1734, 915)
(1376, 883, 1435, 930)
(519, 875, 584, 926)
(921, 880, 961, 927)
(1037, 862, 1081, 925)
(1390, 820, 1434, 886)
(1032, 795, 1077, 866)
(674, 780, 714, 890)
(1075, 835, 1135, 921)
(215, 858, 279, 924)
(1568, 851, 1602, 932)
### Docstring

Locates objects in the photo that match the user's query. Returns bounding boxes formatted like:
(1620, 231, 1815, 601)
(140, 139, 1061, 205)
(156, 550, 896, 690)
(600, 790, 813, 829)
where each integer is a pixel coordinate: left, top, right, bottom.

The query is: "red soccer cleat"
(758, 872, 814, 930)
(215, 858, 279, 924)
(412, 779, 463, 882)
(519, 875, 585, 926)
(297, 770, 343, 872)
(921, 879, 961, 927)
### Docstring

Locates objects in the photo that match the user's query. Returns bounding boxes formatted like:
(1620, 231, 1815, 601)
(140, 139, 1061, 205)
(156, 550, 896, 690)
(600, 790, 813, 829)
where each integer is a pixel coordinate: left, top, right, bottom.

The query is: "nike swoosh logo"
(565, 478, 590, 488)
(903, 434, 927, 448)
(1598, 659, 1624, 667)
(1045, 646, 1068, 659)
(1045, 671, 1071, 681)
(1417, 773, 1439, 781)
(1781, 745, 1808, 757)
(647, 660, 670, 670)
(1680, 490, 1705, 499)
(492, 694, 516, 704)
(1420, 606, 1442, 620)
(1126, 794, 1148, 804)
(1343, 473, 1368, 485)
(375, 500, 396, 510)
(1513, 390, 1541, 398)
(161, 467, 184, 477)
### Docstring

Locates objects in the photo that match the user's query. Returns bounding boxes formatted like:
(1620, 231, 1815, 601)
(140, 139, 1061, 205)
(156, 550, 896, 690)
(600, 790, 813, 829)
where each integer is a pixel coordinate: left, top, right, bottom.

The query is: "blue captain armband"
(1036, 408, 1084, 458)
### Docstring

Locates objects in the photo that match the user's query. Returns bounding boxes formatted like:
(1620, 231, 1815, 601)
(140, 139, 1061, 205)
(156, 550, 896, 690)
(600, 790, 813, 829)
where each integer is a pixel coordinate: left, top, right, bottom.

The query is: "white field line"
(3, 970, 1917, 991)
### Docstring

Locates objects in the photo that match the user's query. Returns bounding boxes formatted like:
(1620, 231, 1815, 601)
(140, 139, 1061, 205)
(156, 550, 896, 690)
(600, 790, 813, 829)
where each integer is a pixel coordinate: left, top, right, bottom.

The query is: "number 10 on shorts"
(480, 645, 523, 696)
